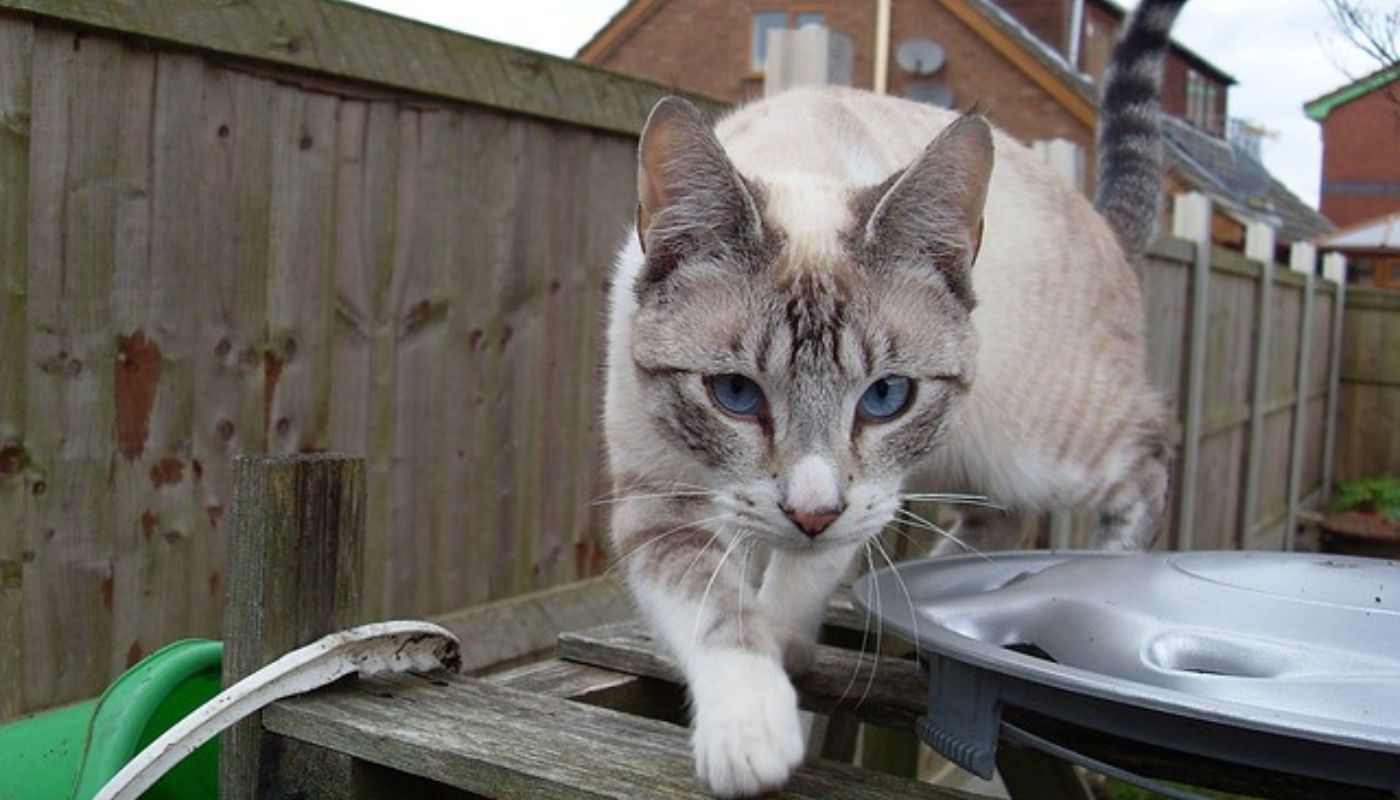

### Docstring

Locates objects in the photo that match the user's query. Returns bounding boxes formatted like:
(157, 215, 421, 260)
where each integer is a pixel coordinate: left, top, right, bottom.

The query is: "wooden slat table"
(262, 617, 983, 799)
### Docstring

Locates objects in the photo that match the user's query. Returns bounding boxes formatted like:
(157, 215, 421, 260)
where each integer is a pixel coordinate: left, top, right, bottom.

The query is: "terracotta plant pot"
(1318, 511, 1400, 559)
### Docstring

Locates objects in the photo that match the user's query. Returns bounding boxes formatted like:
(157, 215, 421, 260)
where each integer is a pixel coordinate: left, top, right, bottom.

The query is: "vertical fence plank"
(23, 28, 124, 712)
(573, 134, 638, 577)
(150, 52, 207, 643)
(107, 43, 159, 679)
(385, 108, 459, 616)
(503, 123, 555, 595)
(222, 454, 365, 800)
(454, 110, 524, 605)
(1319, 254, 1348, 504)
(1239, 223, 1276, 549)
(190, 69, 275, 638)
(331, 100, 400, 620)
(1171, 193, 1212, 551)
(265, 86, 339, 456)
(434, 107, 511, 611)
(1285, 244, 1318, 550)
(0, 15, 33, 721)
(111, 50, 209, 678)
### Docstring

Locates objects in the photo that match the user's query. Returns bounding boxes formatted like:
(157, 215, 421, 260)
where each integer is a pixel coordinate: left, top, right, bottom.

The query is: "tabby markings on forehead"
(780, 280, 850, 372)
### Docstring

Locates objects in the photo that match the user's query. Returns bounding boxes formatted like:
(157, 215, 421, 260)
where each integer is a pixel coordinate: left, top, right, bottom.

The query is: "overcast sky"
(347, 0, 1392, 209)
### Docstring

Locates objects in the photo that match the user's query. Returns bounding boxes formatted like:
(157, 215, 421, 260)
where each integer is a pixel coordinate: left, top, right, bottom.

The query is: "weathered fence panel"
(0, 2, 1354, 718)
(1336, 288, 1400, 481)
(1117, 213, 1343, 554)
(0, 0, 712, 718)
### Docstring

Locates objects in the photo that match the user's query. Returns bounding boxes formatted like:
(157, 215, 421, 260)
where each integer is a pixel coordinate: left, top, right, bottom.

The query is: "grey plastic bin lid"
(853, 551, 1400, 795)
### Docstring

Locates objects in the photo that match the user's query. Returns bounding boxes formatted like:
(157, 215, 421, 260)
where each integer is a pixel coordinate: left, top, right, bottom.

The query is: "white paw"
(689, 652, 805, 797)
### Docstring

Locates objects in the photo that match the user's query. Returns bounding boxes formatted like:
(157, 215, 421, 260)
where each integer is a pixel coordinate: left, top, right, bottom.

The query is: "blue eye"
(707, 374, 766, 418)
(858, 376, 913, 421)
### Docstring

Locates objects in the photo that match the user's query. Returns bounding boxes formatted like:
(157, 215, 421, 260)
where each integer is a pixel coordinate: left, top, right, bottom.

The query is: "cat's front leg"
(758, 542, 862, 677)
(614, 508, 803, 797)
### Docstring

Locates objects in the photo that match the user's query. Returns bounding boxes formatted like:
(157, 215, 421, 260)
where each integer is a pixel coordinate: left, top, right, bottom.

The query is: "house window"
(752, 10, 829, 72)
(1186, 69, 1219, 133)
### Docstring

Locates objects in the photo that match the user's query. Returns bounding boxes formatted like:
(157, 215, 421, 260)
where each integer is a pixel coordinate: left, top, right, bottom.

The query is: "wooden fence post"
(1172, 192, 1213, 551)
(221, 454, 366, 800)
(1239, 222, 1276, 549)
(1320, 253, 1348, 504)
(1285, 245, 1318, 551)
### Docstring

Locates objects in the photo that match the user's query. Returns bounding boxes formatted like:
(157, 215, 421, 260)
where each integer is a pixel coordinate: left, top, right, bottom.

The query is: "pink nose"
(783, 505, 843, 537)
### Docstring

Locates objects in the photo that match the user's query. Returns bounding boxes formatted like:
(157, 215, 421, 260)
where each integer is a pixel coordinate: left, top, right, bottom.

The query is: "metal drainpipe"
(1067, 0, 1085, 69)
(874, 0, 892, 94)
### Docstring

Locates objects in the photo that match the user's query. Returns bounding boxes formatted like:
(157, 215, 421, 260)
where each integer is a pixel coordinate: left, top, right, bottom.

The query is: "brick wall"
(997, 0, 1069, 55)
(1319, 87, 1400, 228)
(588, 0, 1094, 161)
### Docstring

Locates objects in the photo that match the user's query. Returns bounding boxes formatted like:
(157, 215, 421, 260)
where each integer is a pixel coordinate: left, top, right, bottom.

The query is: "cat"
(602, 0, 1184, 795)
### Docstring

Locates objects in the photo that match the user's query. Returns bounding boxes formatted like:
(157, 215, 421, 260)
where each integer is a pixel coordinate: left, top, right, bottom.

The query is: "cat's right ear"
(635, 97, 762, 287)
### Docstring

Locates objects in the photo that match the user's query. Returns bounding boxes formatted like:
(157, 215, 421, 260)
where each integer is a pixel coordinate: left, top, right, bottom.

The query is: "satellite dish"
(905, 80, 955, 108)
(896, 39, 945, 76)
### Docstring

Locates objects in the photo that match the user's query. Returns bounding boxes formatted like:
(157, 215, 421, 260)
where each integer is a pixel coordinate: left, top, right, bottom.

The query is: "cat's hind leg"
(1092, 431, 1172, 550)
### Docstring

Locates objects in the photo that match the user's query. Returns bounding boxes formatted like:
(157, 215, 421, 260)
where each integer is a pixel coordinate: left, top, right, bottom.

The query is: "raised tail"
(1094, 0, 1188, 259)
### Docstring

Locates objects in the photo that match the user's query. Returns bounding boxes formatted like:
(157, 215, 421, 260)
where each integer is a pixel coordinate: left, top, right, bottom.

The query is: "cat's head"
(623, 97, 992, 550)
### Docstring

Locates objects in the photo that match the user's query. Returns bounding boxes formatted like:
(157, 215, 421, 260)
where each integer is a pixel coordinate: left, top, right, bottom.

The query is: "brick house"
(988, 0, 1232, 136)
(578, 0, 1332, 246)
(1304, 65, 1400, 230)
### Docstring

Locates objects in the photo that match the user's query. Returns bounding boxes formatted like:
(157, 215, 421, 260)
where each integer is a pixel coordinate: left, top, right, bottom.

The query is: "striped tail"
(1094, 0, 1188, 259)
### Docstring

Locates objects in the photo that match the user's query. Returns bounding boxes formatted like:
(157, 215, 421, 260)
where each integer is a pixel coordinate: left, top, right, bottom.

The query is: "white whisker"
(837, 541, 876, 709)
(871, 537, 922, 656)
(690, 531, 749, 657)
(675, 525, 725, 588)
(591, 490, 715, 507)
(738, 538, 756, 650)
(900, 492, 1005, 511)
(604, 514, 729, 578)
(894, 507, 995, 564)
(855, 543, 883, 710)
(593, 477, 715, 503)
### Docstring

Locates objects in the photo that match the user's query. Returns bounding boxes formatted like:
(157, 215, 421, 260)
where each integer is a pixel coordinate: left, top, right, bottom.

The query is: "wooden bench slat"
(265, 672, 975, 799)
(430, 576, 635, 674)
(557, 621, 926, 731)
(487, 657, 640, 699)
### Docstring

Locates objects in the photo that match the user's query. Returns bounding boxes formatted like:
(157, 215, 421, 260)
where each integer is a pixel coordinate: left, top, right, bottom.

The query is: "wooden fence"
(1125, 208, 1344, 554)
(1335, 288, 1400, 482)
(0, 0, 730, 719)
(0, 0, 1349, 719)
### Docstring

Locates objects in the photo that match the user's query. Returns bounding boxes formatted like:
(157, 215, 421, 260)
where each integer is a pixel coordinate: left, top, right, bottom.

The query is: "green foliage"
(1332, 476, 1400, 521)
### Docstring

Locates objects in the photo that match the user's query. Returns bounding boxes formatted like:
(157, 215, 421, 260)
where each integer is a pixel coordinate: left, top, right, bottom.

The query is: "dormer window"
(1186, 69, 1220, 134)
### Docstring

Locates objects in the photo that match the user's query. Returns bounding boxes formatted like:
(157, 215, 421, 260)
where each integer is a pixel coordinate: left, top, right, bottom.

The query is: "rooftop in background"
(1164, 116, 1334, 245)
(1317, 212, 1400, 251)
(1303, 64, 1400, 122)
(576, 0, 1329, 245)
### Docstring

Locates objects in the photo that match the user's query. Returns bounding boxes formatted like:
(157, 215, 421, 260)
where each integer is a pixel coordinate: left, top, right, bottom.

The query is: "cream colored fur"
(603, 87, 1166, 798)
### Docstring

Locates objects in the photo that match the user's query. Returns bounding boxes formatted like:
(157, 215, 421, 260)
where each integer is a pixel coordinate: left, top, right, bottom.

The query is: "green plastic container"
(0, 639, 222, 800)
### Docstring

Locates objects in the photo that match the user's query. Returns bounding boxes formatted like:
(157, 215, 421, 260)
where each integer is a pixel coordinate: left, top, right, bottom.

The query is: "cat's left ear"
(857, 113, 993, 306)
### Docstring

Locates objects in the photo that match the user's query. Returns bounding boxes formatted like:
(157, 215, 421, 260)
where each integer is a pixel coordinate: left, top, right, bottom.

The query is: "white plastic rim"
(92, 620, 462, 800)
